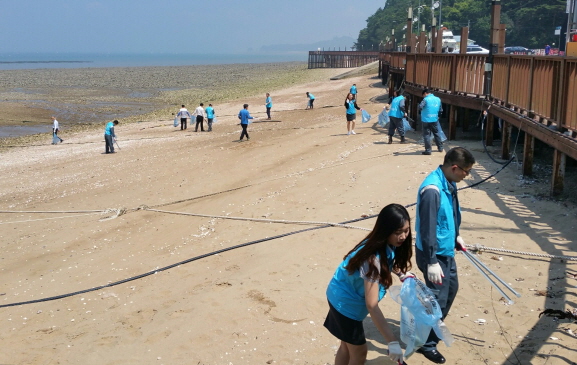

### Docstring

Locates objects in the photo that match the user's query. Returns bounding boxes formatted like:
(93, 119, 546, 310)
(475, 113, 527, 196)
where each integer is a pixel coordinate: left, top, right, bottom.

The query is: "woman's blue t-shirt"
(326, 244, 395, 321)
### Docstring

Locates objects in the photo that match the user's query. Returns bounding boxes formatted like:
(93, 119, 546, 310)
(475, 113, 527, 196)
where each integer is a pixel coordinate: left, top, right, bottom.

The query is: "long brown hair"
(344, 204, 412, 288)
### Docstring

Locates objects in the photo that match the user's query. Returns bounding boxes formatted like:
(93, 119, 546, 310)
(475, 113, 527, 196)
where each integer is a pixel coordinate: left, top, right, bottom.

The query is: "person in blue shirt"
(344, 92, 362, 135)
(104, 120, 119, 154)
(415, 147, 475, 364)
(205, 104, 215, 132)
(419, 89, 444, 155)
(237, 103, 254, 141)
(350, 83, 358, 99)
(265, 93, 272, 120)
(324, 203, 414, 365)
(388, 91, 407, 144)
(306, 92, 315, 109)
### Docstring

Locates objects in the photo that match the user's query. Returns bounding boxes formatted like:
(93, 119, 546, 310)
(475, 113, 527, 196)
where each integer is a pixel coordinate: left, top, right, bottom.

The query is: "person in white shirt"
(193, 103, 205, 132)
(52, 116, 63, 144)
(177, 105, 192, 130)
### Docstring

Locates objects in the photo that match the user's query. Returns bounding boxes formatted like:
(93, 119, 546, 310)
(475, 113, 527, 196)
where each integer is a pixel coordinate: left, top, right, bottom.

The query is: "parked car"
(466, 45, 490, 54)
(504, 46, 535, 55)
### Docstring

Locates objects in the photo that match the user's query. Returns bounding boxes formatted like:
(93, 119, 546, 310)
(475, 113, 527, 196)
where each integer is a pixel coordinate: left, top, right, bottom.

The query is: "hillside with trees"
(355, 0, 568, 50)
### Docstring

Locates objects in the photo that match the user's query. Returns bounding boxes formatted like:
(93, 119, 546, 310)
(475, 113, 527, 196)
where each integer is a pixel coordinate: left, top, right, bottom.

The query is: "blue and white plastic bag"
(361, 110, 372, 123)
(389, 278, 454, 358)
(173, 117, 179, 127)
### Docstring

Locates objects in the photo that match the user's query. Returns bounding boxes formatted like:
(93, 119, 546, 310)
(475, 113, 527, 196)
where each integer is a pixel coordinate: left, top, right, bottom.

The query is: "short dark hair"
(443, 147, 475, 167)
(209, 103, 212, 106)
(181, 105, 185, 108)
(200, 103, 204, 106)
(422, 88, 430, 96)
(243, 103, 249, 108)
(113, 120, 119, 125)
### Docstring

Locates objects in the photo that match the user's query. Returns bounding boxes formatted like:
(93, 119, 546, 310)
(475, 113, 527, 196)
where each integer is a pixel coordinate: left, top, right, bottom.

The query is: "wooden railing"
(308, 51, 379, 69)
(383, 51, 577, 134)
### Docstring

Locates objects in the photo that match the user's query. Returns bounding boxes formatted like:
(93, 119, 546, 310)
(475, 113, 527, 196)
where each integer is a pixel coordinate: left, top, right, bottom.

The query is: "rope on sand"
(144, 207, 372, 231)
(466, 244, 577, 261)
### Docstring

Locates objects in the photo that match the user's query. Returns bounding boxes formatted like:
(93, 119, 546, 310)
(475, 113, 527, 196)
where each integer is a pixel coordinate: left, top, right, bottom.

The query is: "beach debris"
(490, 255, 503, 261)
(549, 337, 559, 340)
(539, 309, 577, 322)
(474, 319, 487, 325)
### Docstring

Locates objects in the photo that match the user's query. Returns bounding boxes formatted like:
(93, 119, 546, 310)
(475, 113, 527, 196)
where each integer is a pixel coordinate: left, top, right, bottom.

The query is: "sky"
(0, 0, 386, 54)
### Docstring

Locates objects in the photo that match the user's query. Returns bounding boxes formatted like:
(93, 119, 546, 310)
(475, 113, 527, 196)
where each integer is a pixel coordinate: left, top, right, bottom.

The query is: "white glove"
(427, 263, 444, 284)
(456, 235, 467, 251)
(387, 341, 403, 362)
(399, 271, 415, 282)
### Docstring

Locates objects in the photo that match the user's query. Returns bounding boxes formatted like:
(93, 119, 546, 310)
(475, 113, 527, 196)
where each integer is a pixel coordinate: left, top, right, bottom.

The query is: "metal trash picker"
(461, 249, 521, 305)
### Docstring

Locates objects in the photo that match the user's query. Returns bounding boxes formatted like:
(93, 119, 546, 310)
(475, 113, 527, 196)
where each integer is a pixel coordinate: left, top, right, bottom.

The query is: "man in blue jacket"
(419, 89, 444, 155)
(388, 91, 407, 144)
(104, 120, 119, 154)
(415, 147, 475, 364)
(238, 104, 254, 141)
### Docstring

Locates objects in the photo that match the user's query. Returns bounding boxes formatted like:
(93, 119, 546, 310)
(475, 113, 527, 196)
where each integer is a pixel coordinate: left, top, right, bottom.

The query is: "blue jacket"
(238, 109, 253, 125)
(415, 166, 460, 258)
(350, 85, 357, 95)
(389, 96, 405, 118)
(265, 97, 272, 108)
(420, 94, 442, 123)
(206, 106, 215, 119)
(104, 122, 116, 137)
(326, 244, 394, 321)
(345, 99, 360, 115)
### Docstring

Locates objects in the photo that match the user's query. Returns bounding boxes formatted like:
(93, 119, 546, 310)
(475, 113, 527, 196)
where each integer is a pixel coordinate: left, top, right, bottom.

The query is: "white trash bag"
(389, 277, 454, 358)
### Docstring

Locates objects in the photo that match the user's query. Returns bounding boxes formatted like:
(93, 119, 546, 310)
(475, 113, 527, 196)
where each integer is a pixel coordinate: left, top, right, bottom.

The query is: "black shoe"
(388, 136, 393, 144)
(437, 148, 443, 152)
(416, 348, 446, 364)
(422, 151, 432, 155)
(400, 136, 406, 143)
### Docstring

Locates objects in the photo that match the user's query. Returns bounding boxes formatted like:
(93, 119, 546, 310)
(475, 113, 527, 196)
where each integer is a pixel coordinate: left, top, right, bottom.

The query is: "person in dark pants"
(388, 91, 406, 144)
(205, 103, 215, 131)
(419, 89, 444, 155)
(177, 105, 192, 130)
(265, 93, 272, 120)
(104, 120, 119, 154)
(306, 92, 315, 109)
(194, 103, 205, 132)
(415, 147, 475, 364)
(237, 104, 254, 141)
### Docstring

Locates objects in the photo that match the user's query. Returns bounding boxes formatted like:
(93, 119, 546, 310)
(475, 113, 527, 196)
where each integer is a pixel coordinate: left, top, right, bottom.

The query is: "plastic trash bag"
(403, 118, 413, 132)
(212, 117, 218, 124)
(377, 109, 390, 128)
(52, 133, 60, 144)
(389, 278, 454, 358)
(437, 122, 447, 142)
(362, 110, 372, 123)
(173, 117, 179, 127)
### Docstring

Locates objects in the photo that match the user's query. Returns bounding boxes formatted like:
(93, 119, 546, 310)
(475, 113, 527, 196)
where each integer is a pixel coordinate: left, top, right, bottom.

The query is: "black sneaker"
(422, 151, 432, 155)
(416, 348, 446, 364)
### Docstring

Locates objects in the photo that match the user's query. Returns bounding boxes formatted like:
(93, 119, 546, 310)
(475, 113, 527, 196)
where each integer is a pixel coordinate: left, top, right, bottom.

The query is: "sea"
(0, 52, 309, 70)
(0, 52, 309, 138)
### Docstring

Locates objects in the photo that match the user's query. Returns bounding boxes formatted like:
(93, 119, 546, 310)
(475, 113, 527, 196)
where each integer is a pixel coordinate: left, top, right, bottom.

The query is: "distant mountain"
(260, 36, 356, 52)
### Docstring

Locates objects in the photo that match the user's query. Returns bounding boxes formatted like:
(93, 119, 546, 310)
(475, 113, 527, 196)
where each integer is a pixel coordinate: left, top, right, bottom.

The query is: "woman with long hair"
(324, 203, 413, 364)
(344, 92, 362, 135)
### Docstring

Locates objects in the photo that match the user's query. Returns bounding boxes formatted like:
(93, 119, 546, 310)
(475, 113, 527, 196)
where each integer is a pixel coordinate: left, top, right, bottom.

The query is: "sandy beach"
(1, 66, 576, 365)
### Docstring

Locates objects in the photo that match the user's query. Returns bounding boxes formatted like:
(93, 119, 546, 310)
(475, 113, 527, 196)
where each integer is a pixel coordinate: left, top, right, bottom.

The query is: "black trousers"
(240, 124, 249, 140)
(180, 118, 187, 130)
(104, 134, 115, 153)
(195, 115, 204, 131)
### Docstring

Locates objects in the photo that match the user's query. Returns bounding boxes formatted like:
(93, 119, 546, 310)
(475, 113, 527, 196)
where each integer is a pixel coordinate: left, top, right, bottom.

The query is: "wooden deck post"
(501, 121, 511, 159)
(551, 150, 566, 195)
(463, 108, 470, 131)
(449, 105, 457, 140)
(486, 113, 494, 146)
(460, 27, 469, 54)
(522, 133, 534, 176)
